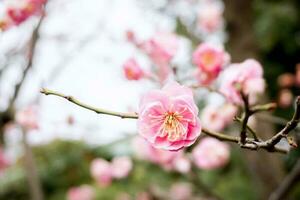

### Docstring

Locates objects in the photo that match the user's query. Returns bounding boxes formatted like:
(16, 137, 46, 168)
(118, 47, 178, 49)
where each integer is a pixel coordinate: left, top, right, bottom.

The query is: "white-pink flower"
(16, 105, 39, 130)
(219, 59, 265, 104)
(111, 156, 132, 179)
(123, 58, 144, 81)
(138, 81, 201, 151)
(90, 158, 113, 187)
(193, 43, 229, 85)
(67, 185, 95, 200)
(192, 137, 230, 170)
(201, 104, 237, 132)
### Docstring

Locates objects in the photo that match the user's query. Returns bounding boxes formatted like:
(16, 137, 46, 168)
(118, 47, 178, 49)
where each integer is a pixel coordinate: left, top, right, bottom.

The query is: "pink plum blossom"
(192, 137, 230, 170)
(219, 59, 265, 104)
(141, 33, 179, 83)
(111, 156, 132, 179)
(90, 158, 113, 187)
(137, 81, 201, 151)
(200, 104, 237, 131)
(197, 2, 223, 33)
(172, 155, 191, 174)
(193, 43, 230, 85)
(67, 185, 95, 200)
(15, 105, 39, 130)
(123, 58, 144, 81)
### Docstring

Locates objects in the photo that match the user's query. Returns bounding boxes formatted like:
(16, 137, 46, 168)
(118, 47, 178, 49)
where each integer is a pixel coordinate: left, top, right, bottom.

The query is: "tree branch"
(40, 88, 296, 154)
(40, 88, 138, 119)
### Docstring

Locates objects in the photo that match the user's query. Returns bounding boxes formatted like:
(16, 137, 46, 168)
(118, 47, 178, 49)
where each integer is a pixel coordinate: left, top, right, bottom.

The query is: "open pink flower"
(201, 104, 237, 132)
(90, 158, 113, 187)
(16, 105, 39, 130)
(219, 59, 265, 104)
(111, 156, 132, 179)
(67, 185, 95, 200)
(123, 58, 144, 81)
(193, 43, 229, 85)
(192, 137, 230, 170)
(138, 81, 201, 151)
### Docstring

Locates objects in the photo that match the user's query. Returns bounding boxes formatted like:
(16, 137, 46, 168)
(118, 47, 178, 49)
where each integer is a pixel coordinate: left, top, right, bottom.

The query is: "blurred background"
(0, 0, 299, 199)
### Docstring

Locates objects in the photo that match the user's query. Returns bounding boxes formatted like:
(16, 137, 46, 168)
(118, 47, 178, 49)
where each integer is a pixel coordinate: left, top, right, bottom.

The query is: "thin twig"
(234, 117, 260, 141)
(40, 88, 138, 119)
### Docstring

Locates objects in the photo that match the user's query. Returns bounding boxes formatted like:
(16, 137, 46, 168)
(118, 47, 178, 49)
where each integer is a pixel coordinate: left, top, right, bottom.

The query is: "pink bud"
(277, 73, 295, 88)
(173, 155, 191, 174)
(192, 137, 230, 170)
(111, 156, 132, 179)
(123, 58, 144, 81)
(90, 158, 113, 187)
(67, 185, 95, 200)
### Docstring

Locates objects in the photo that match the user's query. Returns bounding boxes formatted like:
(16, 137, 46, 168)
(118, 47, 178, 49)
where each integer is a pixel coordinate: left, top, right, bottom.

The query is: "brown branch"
(269, 159, 300, 200)
(8, 8, 46, 110)
(263, 96, 300, 150)
(40, 88, 291, 154)
(240, 93, 252, 144)
(40, 88, 138, 119)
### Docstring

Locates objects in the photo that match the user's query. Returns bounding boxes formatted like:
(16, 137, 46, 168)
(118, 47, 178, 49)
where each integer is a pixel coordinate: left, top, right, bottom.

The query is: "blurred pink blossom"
(278, 89, 293, 108)
(132, 137, 190, 173)
(193, 43, 230, 85)
(111, 156, 133, 179)
(15, 105, 39, 130)
(192, 137, 230, 170)
(169, 182, 192, 200)
(141, 33, 179, 83)
(2, 0, 45, 29)
(197, 1, 223, 33)
(219, 59, 265, 104)
(123, 58, 144, 81)
(90, 158, 113, 187)
(138, 81, 201, 151)
(201, 104, 237, 131)
(67, 185, 95, 200)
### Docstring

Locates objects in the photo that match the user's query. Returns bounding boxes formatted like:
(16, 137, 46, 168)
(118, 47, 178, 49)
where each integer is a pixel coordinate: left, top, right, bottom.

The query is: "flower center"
(159, 112, 186, 142)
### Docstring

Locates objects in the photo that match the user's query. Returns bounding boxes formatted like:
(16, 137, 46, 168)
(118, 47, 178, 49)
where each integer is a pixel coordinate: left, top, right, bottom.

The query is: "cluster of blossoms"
(0, 0, 45, 31)
(67, 185, 95, 200)
(121, 29, 265, 173)
(90, 156, 132, 187)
